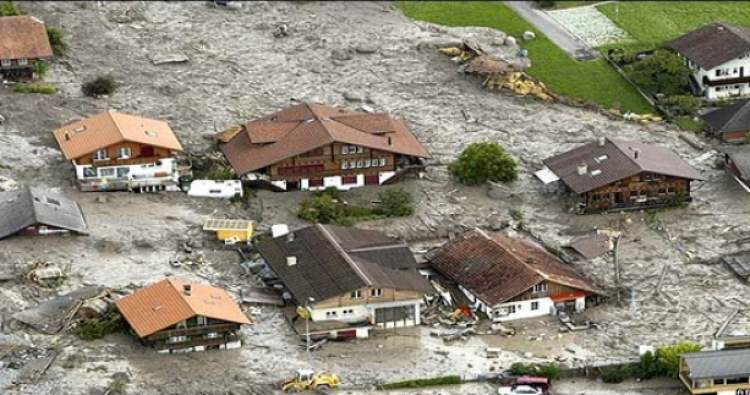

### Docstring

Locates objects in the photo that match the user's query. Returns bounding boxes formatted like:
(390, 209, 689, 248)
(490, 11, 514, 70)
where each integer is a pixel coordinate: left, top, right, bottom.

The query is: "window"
(99, 168, 115, 177)
(505, 305, 516, 315)
(532, 283, 548, 293)
(341, 160, 349, 170)
(0, 59, 10, 67)
(717, 68, 731, 77)
(357, 146, 364, 153)
(325, 311, 338, 318)
(116, 167, 129, 178)
(93, 149, 108, 161)
(364, 159, 371, 168)
(531, 301, 539, 311)
(83, 167, 96, 178)
(341, 145, 359, 155)
(197, 316, 207, 326)
(356, 160, 364, 168)
(118, 147, 131, 159)
(379, 158, 386, 167)
(17, 58, 28, 66)
(168, 335, 188, 344)
(204, 332, 219, 339)
(350, 290, 362, 299)
(349, 160, 357, 169)
(343, 309, 354, 315)
(370, 288, 383, 297)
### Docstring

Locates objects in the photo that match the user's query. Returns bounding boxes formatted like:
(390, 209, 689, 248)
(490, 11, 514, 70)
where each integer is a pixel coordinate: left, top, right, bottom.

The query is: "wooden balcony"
(150, 333, 241, 351)
(145, 323, 240, 341)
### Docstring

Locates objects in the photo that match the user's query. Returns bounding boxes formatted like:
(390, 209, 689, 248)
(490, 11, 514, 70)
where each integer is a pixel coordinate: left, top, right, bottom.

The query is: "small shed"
(203, 219, 254, 242)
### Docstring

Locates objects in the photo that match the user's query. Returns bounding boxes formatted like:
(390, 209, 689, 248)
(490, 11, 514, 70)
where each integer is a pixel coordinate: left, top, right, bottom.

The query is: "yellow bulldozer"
(281, 369, 341, 392)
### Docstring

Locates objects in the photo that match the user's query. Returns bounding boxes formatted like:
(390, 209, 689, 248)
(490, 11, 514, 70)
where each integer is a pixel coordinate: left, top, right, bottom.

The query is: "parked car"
(497, 385, 542, 395)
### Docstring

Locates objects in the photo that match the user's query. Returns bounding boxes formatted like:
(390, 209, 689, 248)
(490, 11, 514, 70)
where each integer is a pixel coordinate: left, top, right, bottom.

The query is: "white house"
(255, 224, 433, 339)
(428, 229, 603, 322)
(666, 22, 750, 100)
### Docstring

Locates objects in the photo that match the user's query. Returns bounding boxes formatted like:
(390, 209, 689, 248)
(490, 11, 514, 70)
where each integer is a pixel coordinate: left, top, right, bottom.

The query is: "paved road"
(504, 1, 596, 61)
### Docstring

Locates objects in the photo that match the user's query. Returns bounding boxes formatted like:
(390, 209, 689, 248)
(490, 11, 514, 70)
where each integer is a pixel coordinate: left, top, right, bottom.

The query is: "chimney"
(577, 163, 588, 175)
(286, 231, 295, 243)
(64, 132, 70, 141)
(598, 137, 606, 147)
(387, 136, 392, 145)
(633, 148, 640, 159)
(286, 256, 297, 266)
(183, 284, 192, 296)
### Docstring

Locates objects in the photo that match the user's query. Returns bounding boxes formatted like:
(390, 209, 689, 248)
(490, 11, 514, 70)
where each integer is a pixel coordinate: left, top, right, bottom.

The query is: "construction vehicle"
(281, 369, 341, 392)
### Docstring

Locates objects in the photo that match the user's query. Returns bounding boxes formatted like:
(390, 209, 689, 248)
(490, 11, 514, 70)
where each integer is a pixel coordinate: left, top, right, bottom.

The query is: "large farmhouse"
(255, 224, 432, 338)
(219, 102, 431, 191)
(427, 229, 603, 322)
(0, 16, 53, 81)
(52, 110, 186, 192)
(666, 22, 750, 100)
(536, 137, 702, 213)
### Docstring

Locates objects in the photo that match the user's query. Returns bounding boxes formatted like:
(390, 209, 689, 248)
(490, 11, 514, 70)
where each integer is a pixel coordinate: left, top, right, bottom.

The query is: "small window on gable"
(350, 290, 361, 299)
(93, 149, 107, 161)
(370, 288, 383, 297)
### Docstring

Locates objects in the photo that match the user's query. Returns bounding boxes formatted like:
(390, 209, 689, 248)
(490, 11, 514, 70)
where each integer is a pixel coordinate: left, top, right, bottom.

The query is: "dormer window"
(93, 149, 108, 161)
(118, 147, 131, 159)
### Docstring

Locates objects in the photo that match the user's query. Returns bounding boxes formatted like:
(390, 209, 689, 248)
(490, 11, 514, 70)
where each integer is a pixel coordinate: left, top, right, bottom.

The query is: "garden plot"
(547, 4, 630, 48)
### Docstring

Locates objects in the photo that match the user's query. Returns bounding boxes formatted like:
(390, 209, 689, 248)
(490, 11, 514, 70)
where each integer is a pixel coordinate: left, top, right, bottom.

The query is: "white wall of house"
(685, 54, 750, 100)
(490, 297, 556, 322)
(74, 157, 178, 185)
(309, 298, 422, 329)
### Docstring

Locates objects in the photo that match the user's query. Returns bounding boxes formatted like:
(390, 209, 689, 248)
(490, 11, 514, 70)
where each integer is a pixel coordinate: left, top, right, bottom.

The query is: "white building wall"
(75, 158, 177, 182)
(689, 55, 750, 100)
(308, 298, 423, 327)
(490, 297, 555, 322)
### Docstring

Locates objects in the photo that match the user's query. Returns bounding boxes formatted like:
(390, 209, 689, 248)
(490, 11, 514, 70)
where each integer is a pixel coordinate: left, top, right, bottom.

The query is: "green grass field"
(598, 1, 750, 51)
(398, 1, 653, 113)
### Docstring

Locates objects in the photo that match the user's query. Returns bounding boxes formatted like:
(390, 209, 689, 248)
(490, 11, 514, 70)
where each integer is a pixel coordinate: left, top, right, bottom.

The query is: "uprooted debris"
(12, 286, 106, 334)
(25, 261, 68, 288)
(11, 348, 58, 385)
(0, 175, 18, 191)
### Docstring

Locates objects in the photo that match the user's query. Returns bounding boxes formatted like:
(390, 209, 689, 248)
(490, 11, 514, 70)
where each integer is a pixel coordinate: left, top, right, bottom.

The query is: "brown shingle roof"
(52, 111, 184, 160)
(0, 16, 53, 60)
(666, 22, 750, 70)
(255, 224, 432, 304)
(115, 278, 250, 338)
(219, 103, 431, 175)
(428, 230, 603, 307)
(543, 138, 702, 194)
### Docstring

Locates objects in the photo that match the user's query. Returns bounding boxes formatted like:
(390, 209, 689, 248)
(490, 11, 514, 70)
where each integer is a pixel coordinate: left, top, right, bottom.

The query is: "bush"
(32, 59, 49, 78)
(14, 83, 57, 94)
(637, 351, 667, 379)
(449, 142, 517, 185)
(0, 1, 24, 16)
(660, 95, 701, 116)
(82, 75, 116, 97)
(509, 362, 561, 381)
(534, 0, 556, 8)
(374, 188, 414, 217)
(623, 50, 690, 96)
(656, 342, 702, 377)
(298, 190, 381, 226)
(76, 311, 124, 340)
(46, 27, 67, 56)
(509, 208, 523, 222)
(601, 365, 631, 383)
(380, 375, 461, 390)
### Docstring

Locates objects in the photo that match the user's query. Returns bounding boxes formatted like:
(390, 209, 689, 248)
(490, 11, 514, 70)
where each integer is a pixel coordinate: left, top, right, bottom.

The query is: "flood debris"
(25, 261, 67, 287)
(150, 53, 190, 65)
(12, 286, 106, 334)
(239, 286, 284, 307)
(11, 348, 58, 385)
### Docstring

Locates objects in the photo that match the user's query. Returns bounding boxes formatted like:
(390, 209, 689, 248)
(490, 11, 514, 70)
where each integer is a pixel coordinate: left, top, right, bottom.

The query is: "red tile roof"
(115, 278, 250, 338)
(220, 103, 431, 175)
(0, 16, 53, 60)
(428, 230, 603, 306)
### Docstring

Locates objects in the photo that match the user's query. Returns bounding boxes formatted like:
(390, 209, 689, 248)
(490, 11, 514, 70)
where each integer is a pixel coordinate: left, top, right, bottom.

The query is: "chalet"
(723, 146, 750, 192)
(679, 348, 750, 395)
(52, 110, 186, 192)
(254, 224, 432, 339)
(536, 137, 702, 213)
(219, 102, 431, 191)
(115, 278, 250, 353)
(702, 99, 750, 143)
(666, 22, 750, 100)
(427, 229, 603, 322)
(0, 187, 88, 240)
(0, 16, 53, 81)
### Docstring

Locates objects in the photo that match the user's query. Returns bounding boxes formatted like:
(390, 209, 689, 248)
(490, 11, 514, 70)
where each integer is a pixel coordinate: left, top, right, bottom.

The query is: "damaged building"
(0, 187, 88, 240)
(723, 146, 750, 192)
(254, 224, 433, 339)
(0, 16, 53, 81)
(115, 278, 251, 353)
(218, 102, 431, 191)
(536, 137, 702, 213)
(52, 110, 187, 193)
(427, 229, 603, 322)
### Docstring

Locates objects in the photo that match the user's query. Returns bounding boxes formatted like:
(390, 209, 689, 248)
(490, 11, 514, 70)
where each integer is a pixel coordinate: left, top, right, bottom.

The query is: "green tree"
(449, 142, 517, 185)
(374, 188, 414, 217)
(624, 50, 690, 95)
(656, 342, 702, 377)
(32, 59, 49, 78)
(46, 27, 67, 56)
(660, 95, 701, 116)
(82, 75, 116, 97)
(0, 1, 24, 16)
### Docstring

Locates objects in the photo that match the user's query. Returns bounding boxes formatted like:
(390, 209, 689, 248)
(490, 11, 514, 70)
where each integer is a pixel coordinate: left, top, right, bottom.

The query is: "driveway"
(504, 1, 597, 60)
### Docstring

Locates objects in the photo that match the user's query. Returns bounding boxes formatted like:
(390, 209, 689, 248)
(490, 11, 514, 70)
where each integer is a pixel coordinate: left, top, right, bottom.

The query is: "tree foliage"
(660, 95, 701, 116)
(0, 1, 24, 16)
(32, 59, 49, 78)
(374, 188, 415, 217)
(623, 50, 690, 95)
(656, 341, 702, 377)
(46, 27, 67, 56)
(449, 142, 517, 185)
(82, 75, 116, 97)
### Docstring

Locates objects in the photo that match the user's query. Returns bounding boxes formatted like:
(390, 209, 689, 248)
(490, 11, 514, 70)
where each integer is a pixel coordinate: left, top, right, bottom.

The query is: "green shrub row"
(379, 375, 461, 390)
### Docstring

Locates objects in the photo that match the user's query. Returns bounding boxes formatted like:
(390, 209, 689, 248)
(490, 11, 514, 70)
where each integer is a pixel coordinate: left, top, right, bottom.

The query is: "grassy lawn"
(397, 1, 653, 114)
(598, 1, 750, 51)
(673, 116, 705, 133)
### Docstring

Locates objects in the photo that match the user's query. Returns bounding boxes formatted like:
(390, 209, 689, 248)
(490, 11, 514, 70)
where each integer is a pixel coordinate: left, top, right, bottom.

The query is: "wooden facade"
(138, 316, 242, 352)
(709, 128, 750, 143)
(313, 287, 420, 309)
(265, 143, 397, 182)
(679, 357, 750, 394)
(73, 142, 173, 166)
(579, 172, 691, 213)
(0, 57, 43, 81)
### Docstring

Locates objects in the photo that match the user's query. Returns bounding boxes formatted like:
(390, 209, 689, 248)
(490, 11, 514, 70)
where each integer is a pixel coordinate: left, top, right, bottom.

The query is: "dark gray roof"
(666, 22, 750, 70)
(255, 224, 432, 303)
(567, 234, 612, 260)
(0, 187, 88, 240)
(724, 146, 750, 179)
(702, 100, 750, 133)
(722, 252, 750, 279)
(543, 138, 702, 194)
(682, 348, 750, 380)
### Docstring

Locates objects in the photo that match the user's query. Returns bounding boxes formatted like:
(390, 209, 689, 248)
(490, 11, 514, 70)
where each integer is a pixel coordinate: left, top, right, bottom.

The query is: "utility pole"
(305, 297, 314, 353)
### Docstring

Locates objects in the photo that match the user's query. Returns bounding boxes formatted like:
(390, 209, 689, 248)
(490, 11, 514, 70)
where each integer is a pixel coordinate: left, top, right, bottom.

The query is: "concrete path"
(504, 1, 597, 60)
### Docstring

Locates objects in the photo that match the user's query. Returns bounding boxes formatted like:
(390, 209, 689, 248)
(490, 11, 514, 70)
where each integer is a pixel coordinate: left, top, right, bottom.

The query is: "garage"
(374, 304, 416, 329)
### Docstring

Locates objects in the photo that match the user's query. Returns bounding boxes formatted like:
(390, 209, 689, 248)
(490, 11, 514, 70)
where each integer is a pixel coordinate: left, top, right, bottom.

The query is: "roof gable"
(666, 22, 750, 70)
(52, 111, 184, 160)
(702, 99, 750, 133)
(220, 103, 431, 175)
(0, 16, 53, 60)
(0, 188, 88, 239)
